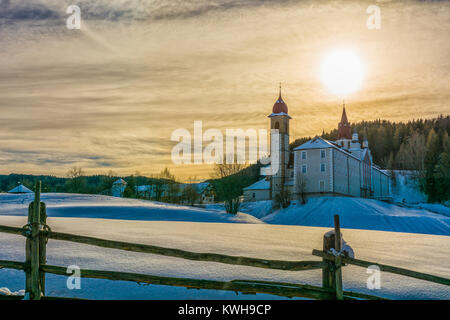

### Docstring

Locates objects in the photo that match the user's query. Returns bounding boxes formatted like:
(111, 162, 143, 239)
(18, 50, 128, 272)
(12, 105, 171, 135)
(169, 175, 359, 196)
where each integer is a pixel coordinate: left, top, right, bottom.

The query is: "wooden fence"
(0, 181, 449, 300)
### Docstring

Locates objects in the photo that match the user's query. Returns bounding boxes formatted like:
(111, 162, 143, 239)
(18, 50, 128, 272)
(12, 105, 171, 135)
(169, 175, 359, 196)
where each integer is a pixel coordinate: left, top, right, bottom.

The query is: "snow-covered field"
(0, 193, 261, 224)
(263, 197, 450, 236)
(0, 193, 449, 299)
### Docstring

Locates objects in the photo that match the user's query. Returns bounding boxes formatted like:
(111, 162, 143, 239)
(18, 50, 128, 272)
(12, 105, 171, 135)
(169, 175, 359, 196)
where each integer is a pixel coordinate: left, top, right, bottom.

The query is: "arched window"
(274, 122, 280, 130)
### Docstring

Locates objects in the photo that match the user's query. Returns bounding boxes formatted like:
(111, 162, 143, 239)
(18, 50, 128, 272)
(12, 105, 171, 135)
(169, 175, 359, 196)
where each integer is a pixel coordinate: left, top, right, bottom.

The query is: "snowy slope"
(0, 216, 448, 300)
(0, 193, 262, 224)
(263, 197, 450, 236)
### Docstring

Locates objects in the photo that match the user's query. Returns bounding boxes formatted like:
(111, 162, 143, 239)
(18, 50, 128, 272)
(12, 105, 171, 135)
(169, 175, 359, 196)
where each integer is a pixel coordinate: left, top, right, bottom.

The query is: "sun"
(320, 49, 364, 97)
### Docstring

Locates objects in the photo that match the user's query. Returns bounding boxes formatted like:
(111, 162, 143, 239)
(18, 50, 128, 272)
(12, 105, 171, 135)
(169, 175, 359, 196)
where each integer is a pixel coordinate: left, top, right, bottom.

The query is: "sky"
(0, 0, 449, 180)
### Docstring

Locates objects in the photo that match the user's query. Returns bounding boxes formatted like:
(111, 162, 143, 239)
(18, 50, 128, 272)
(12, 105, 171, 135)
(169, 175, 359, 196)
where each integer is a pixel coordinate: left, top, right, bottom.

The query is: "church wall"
(294, 148, 332, 195)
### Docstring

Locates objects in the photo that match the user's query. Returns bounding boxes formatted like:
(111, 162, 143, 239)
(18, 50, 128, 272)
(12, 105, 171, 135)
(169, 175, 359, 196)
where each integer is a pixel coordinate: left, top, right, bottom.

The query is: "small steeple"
(337, 102, 351, 140)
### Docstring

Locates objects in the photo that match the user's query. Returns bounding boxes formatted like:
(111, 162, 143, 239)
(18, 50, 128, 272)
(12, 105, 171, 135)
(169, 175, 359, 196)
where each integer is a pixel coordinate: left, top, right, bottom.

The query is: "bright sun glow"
(320, 49, 364, 96)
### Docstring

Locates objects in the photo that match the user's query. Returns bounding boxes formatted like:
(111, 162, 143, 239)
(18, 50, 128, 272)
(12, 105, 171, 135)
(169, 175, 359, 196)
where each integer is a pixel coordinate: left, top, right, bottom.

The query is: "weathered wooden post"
(322, 231, 336, 291)
(30, 181, 41, 300)
(334, 214, 344, 300)
(39, 202, 47, 297)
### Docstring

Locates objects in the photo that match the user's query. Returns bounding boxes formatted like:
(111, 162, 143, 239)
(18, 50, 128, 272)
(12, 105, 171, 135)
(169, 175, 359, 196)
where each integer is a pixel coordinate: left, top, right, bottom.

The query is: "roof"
(293, 136, 336, 150)
(8, 184, 33, 193)
(113, 179, 127, 185)
(271, 87, 288, 114)
(338, 105, 352, 140)
(294, 136, 361, 161)
(243, 178, 270, 191)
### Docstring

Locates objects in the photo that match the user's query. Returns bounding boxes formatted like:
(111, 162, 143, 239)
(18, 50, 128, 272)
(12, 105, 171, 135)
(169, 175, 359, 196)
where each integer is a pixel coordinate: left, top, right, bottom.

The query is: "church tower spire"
(337, 102, 352, 140)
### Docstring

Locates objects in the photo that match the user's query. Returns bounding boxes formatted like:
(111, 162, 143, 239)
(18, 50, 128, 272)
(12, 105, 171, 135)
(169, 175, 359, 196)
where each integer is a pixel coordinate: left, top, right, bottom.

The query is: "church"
(243, 89, 391, 203)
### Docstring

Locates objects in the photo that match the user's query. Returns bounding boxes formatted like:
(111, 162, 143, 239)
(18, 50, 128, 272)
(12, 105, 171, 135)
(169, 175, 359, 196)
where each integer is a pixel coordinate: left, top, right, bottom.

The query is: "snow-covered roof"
(293, 136, 336, 150)
(113, 179, 127, 185)
(243, 178, 270, 191)
(294, 136, 361, 162)
(8, 184, 33, 193)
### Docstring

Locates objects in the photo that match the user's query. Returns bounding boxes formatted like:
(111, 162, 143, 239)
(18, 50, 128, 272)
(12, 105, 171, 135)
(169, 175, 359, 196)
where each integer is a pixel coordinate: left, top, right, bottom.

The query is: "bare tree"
(65, 166, 86, 193)
(212, 158, 245, 214)
(295, 172, 307, 204)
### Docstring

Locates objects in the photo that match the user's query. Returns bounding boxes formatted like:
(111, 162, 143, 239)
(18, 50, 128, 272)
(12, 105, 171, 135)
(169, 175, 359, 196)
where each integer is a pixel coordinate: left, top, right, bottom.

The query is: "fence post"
(39, 202, 47, 297)
(322, 231, 336, 291)
(25, 203, 32, 297)
(334, 215, 343, 300)
(30, 181, 42, 300)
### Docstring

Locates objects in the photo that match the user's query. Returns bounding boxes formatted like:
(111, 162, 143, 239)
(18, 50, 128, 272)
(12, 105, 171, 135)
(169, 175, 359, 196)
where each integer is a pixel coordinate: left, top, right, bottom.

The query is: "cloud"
(0, 0, 448, 178)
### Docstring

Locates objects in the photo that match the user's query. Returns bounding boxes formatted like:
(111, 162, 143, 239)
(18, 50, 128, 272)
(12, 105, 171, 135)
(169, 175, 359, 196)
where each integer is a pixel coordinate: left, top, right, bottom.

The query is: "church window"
(321, 150, 326, 158)
(301, 151, 307, 160)
(274, 122, 280, 129)
(321, 163, 326, 172)
(302, 165, 307, 173)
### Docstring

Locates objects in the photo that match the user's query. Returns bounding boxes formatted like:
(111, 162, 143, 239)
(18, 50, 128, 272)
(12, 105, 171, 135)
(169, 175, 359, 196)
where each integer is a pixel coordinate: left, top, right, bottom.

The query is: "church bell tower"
(268, 85, 291, 203)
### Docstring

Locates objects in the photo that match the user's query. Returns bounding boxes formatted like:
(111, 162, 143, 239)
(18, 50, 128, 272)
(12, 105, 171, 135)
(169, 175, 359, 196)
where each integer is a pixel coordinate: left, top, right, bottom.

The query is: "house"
(111, 178, 127, 197)
(8, 184, 33, 194)
(179, 182, 215, 204)
(245, 88, 390, 204)
(243, 178, 270, 202)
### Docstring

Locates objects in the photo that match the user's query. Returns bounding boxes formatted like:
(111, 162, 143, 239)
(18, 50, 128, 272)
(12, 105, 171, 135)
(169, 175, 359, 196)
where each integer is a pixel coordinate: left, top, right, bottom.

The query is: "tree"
(65, 166, 87, 193)
(123, 175, 136, 198)
(182, 182, 200, 206)
(433, 153, 450, 202)
(212, 159, 245, 214)
(100, 170, 117, 195)
(275, 188, 291, 208)
(295, 173, 307, 204)
(423, 129, 442, 201)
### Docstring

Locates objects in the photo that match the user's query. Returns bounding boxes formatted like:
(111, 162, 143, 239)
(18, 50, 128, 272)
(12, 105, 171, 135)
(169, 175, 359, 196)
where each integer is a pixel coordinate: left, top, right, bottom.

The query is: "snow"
(0, 216, 448, 300)
(0, 193, 449, 299)
(390, 171, 427, 204)
(263, 197, 450, 236)
(0, 193, 261, 224)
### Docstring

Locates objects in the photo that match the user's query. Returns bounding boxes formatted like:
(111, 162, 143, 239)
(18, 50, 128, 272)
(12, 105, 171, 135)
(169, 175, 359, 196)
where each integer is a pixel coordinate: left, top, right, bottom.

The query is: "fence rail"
(0, 181, 448, 300)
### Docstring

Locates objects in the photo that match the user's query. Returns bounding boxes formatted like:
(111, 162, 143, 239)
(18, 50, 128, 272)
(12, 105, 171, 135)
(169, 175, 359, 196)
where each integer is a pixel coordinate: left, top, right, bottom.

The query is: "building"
(243, 89, 390, 203)
(8, 184, 33, 194)
(111, 178, 127, 197)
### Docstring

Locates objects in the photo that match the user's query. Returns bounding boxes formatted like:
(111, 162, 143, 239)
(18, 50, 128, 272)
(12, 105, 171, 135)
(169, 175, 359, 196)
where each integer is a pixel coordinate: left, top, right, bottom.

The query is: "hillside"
(262, 197, 450, 236)
(0, 193, 261, 224)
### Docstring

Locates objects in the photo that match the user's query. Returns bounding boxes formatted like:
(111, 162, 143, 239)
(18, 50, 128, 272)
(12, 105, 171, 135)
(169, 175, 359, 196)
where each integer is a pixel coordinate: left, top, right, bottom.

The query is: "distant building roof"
(8, 184, 33, 193)
(113, 179, 127, 185)
(243, 178, 270, 191)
